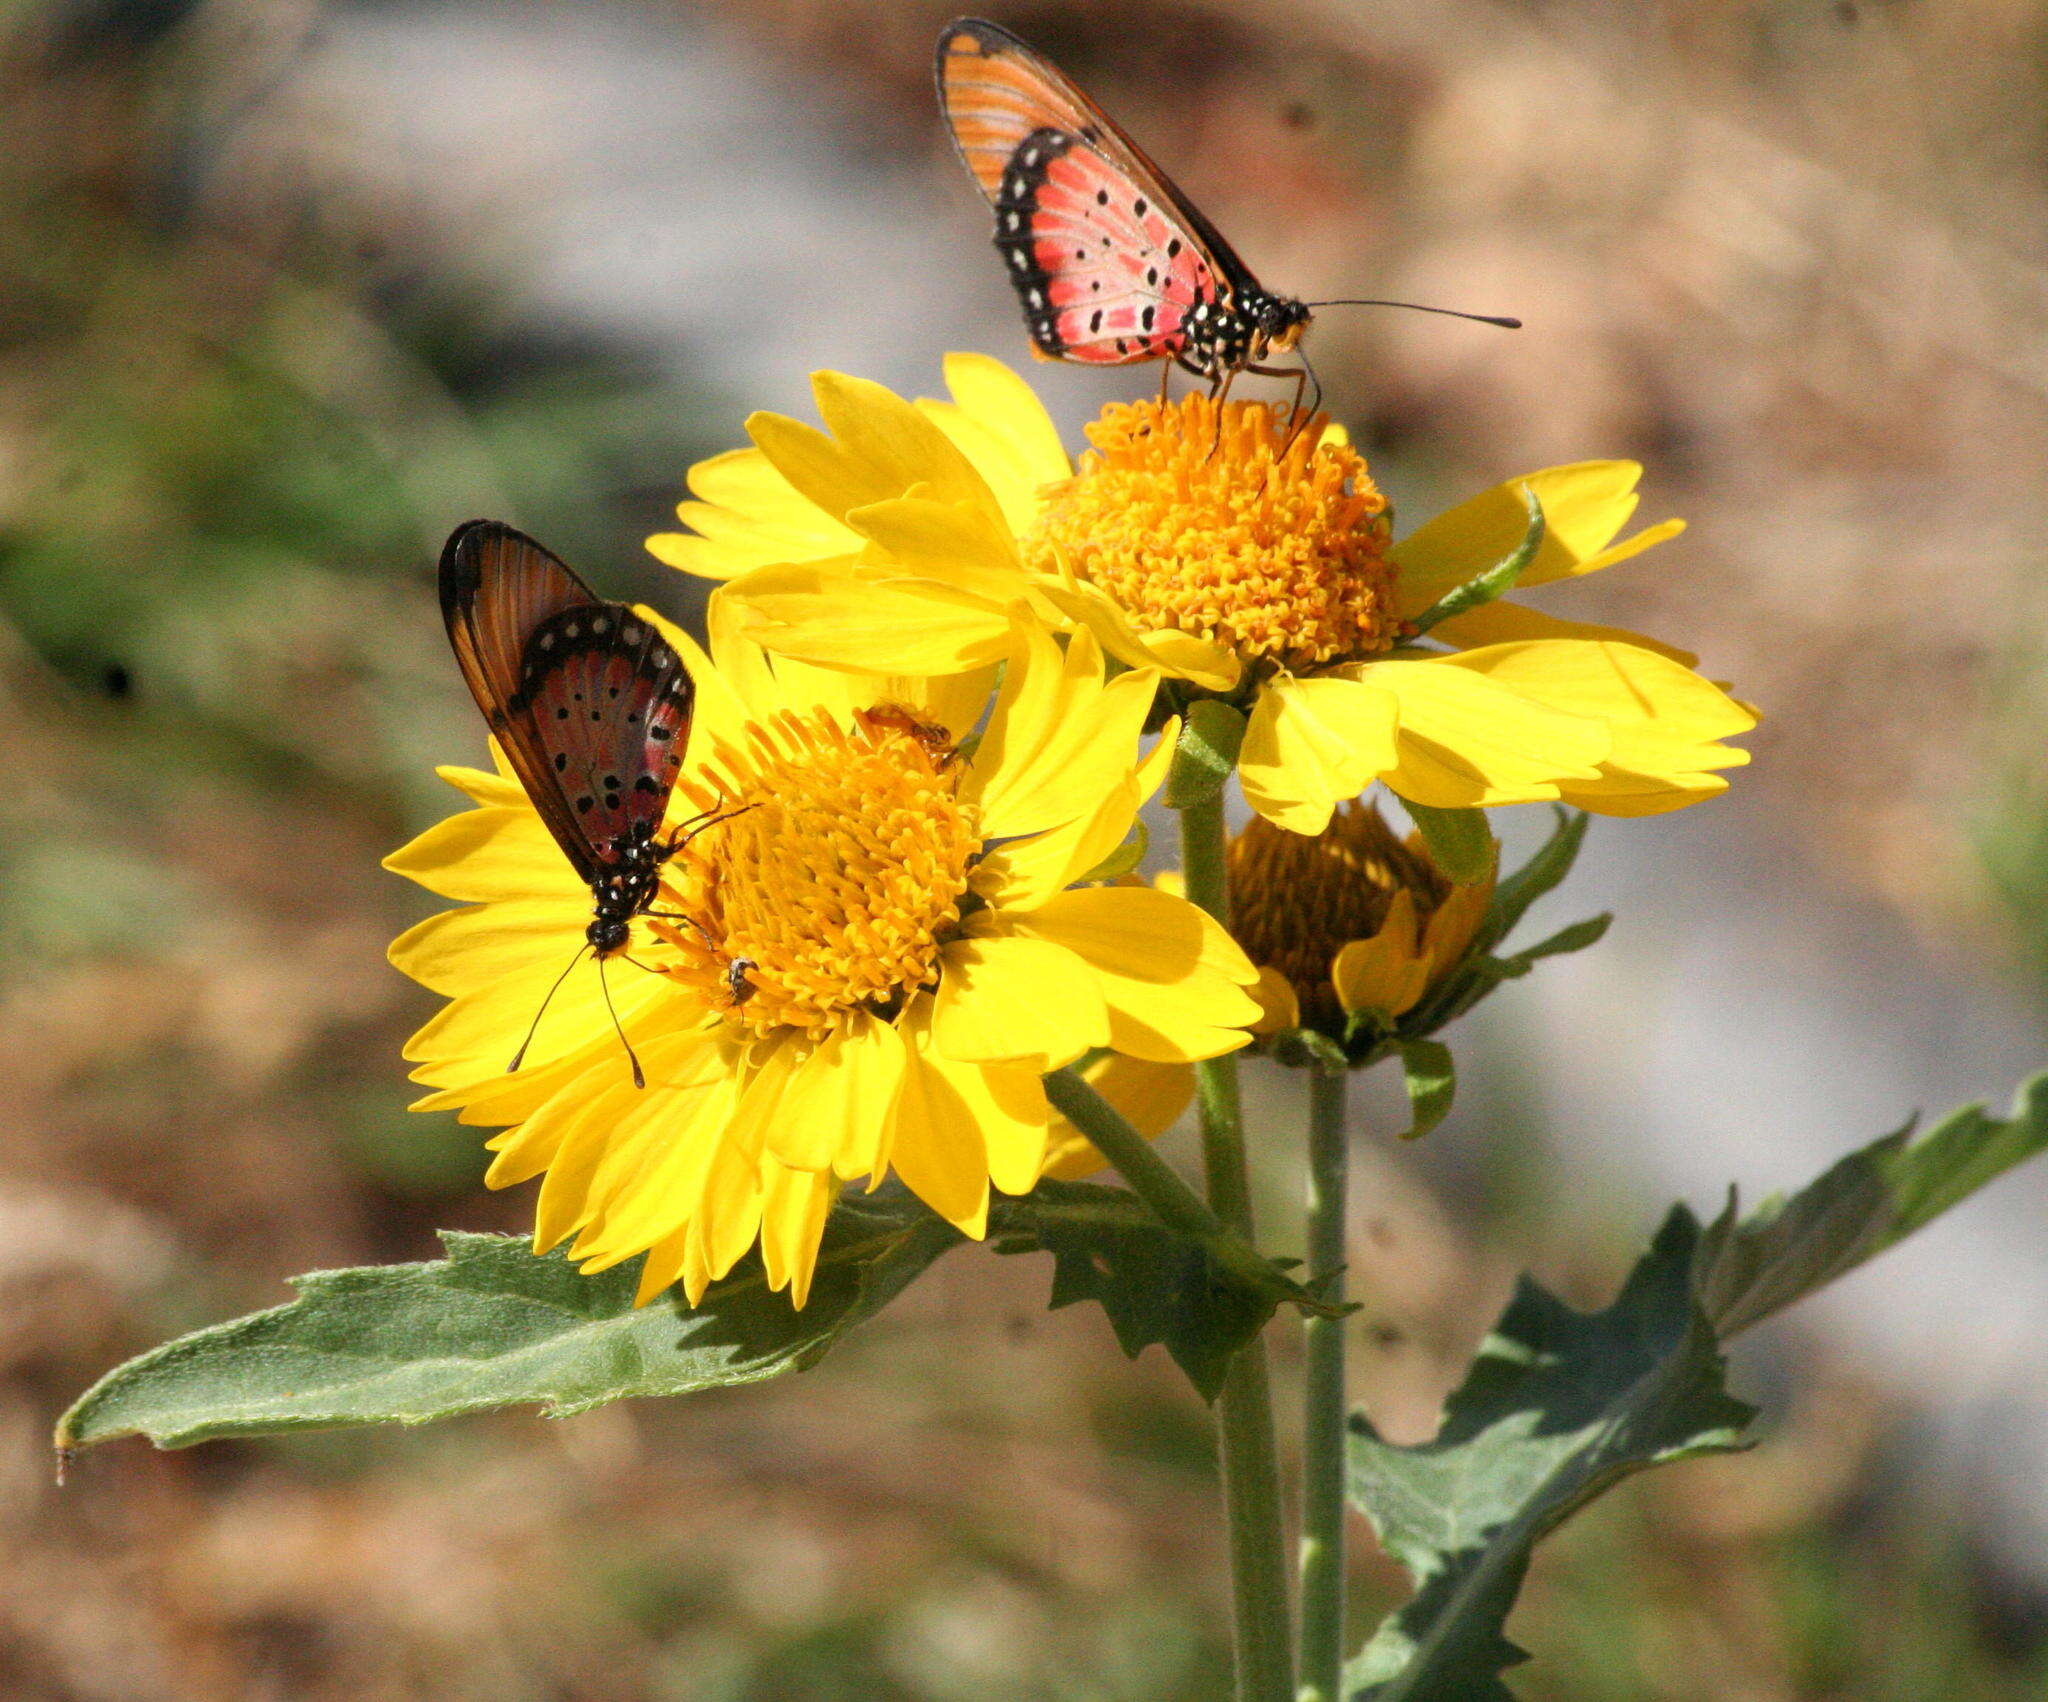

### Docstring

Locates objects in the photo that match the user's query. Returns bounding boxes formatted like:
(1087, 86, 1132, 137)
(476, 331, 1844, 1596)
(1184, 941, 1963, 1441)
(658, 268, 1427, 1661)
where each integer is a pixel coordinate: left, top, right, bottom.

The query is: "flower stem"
(1040, 1069, 1300, 1307)
(1298, 1064, 1350, 1702)
(1178, 788, 1294, 1702)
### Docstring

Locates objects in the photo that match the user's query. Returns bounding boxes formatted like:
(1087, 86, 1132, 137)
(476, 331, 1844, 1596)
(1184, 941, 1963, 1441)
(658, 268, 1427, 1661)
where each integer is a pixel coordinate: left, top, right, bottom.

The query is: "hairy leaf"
(59, 1191, 955, 1452)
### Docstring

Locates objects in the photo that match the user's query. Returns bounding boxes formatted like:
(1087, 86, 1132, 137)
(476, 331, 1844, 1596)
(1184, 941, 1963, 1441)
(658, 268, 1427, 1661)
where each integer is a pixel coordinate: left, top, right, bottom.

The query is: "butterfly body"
(940, 18, 1312, 385)
(439, 521, 694, 962)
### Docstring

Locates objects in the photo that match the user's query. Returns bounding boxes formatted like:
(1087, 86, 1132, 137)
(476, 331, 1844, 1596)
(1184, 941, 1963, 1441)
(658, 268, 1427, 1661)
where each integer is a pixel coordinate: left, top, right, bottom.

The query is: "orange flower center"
(1020, 394, 1399, 673)
(655, 706, 977, 1038)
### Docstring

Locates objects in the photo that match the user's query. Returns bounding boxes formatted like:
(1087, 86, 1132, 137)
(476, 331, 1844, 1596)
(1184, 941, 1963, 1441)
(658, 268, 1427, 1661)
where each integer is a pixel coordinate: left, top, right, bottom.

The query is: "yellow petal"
(970, 620, 1156, 845)
(1332, 891, 1432, 1018)
(383, 807, 578, 905)
(646, 443, 863, 581)
(570, 1063, 744, 1267)
(1443, 639, 1755, 817)
(1039, 1054, 1195, 1181)
(1249, 966, 1300, 1034)
(387, 897, 592, 997)
(766, 1009, 907, 1179)
(757, 1161, 837, 1305)
(729, 560, 1015, 674)
(935, 352, 1070, 487)
(1392, 462, 1681, 614)
(1010, 886, 1260, 1062)
(1428, 598, 1699, 666)
(1037, 575, 1240, 691)
(845, 489, 1023, 590)
(934, 933, 1111, 1066)
(887, 1002, 991, 1236)
(1239, 674, 1399, 837)
(1349, 654, 1609, 810)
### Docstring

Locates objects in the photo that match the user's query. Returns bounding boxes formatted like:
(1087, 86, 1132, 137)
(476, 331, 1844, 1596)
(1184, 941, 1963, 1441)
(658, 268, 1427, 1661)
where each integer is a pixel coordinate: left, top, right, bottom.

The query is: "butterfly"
(438, 519, 698, 1085)
(935, 17, 1515, 403)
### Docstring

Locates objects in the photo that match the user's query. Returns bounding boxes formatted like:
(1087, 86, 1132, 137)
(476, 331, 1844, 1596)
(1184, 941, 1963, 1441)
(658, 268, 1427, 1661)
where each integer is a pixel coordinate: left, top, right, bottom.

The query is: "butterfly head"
(1249, 293, 1312, 362)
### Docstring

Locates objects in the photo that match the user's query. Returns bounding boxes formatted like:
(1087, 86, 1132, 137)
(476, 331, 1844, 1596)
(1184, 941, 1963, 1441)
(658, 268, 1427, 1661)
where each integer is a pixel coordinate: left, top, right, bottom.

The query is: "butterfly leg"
(1244, 360, 1316, 461)
(658, 801, 760, 862)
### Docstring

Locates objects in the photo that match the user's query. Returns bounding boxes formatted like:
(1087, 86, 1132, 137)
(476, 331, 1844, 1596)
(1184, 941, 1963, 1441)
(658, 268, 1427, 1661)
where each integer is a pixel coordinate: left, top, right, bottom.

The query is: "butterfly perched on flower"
(935, 17, 1514, 398)
(438, 520, 697, 1083)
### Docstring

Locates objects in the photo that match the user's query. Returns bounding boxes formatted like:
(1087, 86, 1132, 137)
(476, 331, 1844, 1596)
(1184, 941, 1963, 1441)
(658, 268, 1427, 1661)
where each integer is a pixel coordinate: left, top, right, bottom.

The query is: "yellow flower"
(386, 608, 1261, 1309)
(649, 357, 1755, 836)
(1042, 804, 1492, 1173)
(1226, 802, 1494, 1039)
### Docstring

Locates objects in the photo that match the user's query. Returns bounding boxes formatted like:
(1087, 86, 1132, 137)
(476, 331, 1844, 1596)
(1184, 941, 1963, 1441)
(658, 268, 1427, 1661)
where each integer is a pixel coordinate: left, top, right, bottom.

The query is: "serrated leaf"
(1164, 699, 1247, 808)
(1698, 1071, 2048, 1336)
(1407, 486, 1545, 638)
(991, 1179, 1282, 1401)
(1403, 802, 1494, 885)
(1346, 1072, 2048, 1700)
(1398, 1041, 1455, 1140)
(58, 1191, 957, 1452)
(1346, 1211, 1754, 1701)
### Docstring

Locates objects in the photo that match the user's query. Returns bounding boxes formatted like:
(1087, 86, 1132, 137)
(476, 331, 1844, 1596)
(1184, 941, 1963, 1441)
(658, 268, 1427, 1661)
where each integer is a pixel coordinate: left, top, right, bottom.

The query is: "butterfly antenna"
(596, 952, 646, 1090)
(1306, 298, 1522, 330)
(509, 945, 589, 1074)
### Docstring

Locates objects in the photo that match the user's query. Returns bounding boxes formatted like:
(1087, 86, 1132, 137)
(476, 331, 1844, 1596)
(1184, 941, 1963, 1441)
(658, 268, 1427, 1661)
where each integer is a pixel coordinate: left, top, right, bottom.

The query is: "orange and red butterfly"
(935, 17, 1516, 399)
(439, 521, 697, 1084)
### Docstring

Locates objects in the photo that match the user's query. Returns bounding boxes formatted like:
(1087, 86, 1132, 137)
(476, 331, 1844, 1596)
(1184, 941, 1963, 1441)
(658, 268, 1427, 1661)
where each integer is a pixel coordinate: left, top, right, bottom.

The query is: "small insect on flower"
(935, 17, 1516, 407)
(437, 520, 715, 1087)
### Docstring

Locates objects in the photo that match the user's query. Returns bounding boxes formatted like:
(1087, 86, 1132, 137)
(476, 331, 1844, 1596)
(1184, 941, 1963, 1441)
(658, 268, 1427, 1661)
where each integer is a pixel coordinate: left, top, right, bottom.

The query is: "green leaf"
(1697, 1071, 2048, 1337)
(57, 1191, 957, 1453)
(1404, 802, 1494, 885)
(59, 1165, 1325, 1449)
(1164, 699, 1247, 808)
(1406, 486, 1545, 637)
(992, 1179, 1282, 1401)
(1347, 1212, 1752, 1701)
(1346, 1071, 2048, 1700)
(1397, 1041, 1456, 1139)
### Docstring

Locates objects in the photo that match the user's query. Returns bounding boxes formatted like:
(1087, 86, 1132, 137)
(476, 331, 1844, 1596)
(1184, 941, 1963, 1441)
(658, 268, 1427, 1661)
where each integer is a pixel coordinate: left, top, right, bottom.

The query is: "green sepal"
(1473, 807, 1588, 955)
(1400, 810, 1598, 1040)
(1405, 485, 1544, 638)
(1076, 816, 1148, 883)
(1271, 1027, 1354, 1072)
(1403, 802, 1494, 885)
(1345, 1070, 2048, 1701)
(1163, 698, 1247, 808)
(1397, 1040, 1455, 1139)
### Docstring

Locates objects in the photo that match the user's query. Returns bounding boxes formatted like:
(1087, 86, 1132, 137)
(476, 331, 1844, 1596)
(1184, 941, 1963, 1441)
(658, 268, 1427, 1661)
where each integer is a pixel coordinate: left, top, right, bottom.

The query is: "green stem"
(1179, 789, 1294, 1702)
(1040, 1070, 1300, 1306)
(1298, 1065, 1350, 1702)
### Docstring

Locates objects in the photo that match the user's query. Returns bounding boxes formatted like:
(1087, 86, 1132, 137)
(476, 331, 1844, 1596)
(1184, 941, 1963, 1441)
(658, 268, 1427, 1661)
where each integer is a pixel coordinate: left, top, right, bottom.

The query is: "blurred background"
(3, 0, 2047, 1695)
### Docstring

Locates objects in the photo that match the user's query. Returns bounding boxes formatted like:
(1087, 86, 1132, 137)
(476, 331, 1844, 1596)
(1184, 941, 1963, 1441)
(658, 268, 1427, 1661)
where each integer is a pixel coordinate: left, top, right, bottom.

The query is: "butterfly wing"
(438, 521, 693, 885)
(936, 17, 1259, 366)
